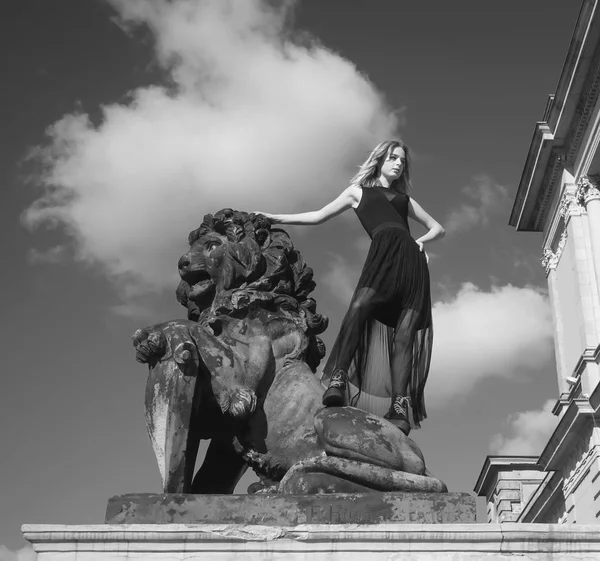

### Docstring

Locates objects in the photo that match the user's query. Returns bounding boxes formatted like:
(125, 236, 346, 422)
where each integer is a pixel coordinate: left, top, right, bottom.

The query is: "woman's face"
(379, 146, 406, 182)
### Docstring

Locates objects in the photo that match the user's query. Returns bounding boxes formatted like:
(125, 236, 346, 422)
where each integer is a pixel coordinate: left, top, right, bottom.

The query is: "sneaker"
(322, 369, 346, 407)
(384, 395, 411, 435)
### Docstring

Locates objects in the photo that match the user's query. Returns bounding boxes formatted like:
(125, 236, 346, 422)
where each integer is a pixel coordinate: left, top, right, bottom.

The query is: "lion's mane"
(176, 208, 328, 370)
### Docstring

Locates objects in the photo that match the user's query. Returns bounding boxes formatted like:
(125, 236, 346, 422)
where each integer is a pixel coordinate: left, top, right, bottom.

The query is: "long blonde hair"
(350, 140, 413, 194)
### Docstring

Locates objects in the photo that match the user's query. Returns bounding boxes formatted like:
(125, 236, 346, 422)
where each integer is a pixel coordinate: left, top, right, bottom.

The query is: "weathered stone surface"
(132, 209, 447, 495)
(315, 407, 425, 472)
(279, 472, 376, 494)
(278, 456, 447, 494)
(105, 492, 475, 525)
(24, 523, 600, 560)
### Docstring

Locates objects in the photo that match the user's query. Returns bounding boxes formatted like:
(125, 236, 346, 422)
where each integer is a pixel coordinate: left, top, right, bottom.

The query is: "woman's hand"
(416, 240, 429, 263)
(253, 211, 279, 223)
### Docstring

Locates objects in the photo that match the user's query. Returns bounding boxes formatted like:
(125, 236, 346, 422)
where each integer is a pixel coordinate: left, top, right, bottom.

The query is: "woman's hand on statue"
(254, 211, 277, 222)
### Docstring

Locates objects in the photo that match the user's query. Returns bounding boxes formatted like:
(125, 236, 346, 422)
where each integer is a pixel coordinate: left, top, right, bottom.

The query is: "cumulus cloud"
(23, 0, 398, 296)
(0, 545, 36, 561)
(426, 283, 553, 408)
(321, 237, 370, 305)
(110, 301, 157, 320)
(489, 399, 558, 455)
(321, 254, 360, 305)
(444, 174, 510, 235)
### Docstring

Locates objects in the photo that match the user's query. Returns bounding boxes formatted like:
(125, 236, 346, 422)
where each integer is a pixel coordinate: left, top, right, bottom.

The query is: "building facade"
(475, 0, 600, 524)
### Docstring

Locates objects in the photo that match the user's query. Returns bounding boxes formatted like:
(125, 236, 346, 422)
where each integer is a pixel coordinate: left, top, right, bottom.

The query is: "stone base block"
(105, 492, 475, 525)
(23, 523, 600, 560)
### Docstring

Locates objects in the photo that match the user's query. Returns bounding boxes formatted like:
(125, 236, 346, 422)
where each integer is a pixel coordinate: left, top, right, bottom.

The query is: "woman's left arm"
(408, 198, 445, 249)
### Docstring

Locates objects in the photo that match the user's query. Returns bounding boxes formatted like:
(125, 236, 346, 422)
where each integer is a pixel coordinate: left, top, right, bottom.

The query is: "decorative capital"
(577, 174, 600, 206)
(541, 230, 568, 274)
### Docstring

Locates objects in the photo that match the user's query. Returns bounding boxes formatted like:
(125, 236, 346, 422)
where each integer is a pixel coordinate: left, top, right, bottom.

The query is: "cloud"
(426, 283, 554, 408)
(28, 245, 67, 264)
(321, 254, 360, 306)
(444, 174, 510, 235)
(110, 301, 157, 320)
(0, 545, 36, 561)
(489, 399, 558, 455)
(23, 0, 398, 297)
(321, 237, 370, 305)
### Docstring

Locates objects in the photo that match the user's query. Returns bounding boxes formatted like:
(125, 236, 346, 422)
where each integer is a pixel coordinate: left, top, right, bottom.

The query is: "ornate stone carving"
(132, 208, 446, 496)
(558, 190, 583, 220)
(577, 174, 600, 206)
(541, 229, 568, 274)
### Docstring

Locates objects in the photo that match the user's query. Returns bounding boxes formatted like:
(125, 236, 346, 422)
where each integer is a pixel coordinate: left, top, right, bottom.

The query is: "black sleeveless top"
(354, 186, 411, 238)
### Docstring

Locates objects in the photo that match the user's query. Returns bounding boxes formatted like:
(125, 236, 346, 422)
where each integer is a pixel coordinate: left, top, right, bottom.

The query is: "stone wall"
(23, 523, 600, 560)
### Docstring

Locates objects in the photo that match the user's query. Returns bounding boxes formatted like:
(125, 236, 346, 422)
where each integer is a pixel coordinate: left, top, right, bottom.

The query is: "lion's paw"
(132, 327, 168, 365)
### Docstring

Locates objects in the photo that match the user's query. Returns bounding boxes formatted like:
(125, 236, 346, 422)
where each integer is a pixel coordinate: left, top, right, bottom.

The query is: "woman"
(257, 140, 444, 435)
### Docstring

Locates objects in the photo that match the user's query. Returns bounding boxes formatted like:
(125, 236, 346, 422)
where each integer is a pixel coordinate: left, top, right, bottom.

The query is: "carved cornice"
(577, 174, 600, 206)
(541, 229, 568, 275)
(563, 443, 598, 498)
(538, 398, 596, 471)
(534, 150, 564, 231)
(561, 422, 593, 488)
(510, 3, 600, 231)
(565, 39, 600, 165)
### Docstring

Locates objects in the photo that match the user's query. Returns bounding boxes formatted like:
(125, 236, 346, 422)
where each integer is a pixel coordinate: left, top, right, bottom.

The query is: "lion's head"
(176, 209, 328, 370)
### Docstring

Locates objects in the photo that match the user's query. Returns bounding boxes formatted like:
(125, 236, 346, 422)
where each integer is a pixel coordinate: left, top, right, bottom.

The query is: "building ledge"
(21, 523, 600, 558)
(538, 398, 595, 471)
(474, 456, 541, 497)
(518, 471, 563, 523)
(510, 0, 600, 231)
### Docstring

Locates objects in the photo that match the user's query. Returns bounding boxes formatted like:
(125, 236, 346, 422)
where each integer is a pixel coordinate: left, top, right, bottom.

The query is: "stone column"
(577, 175, 600, 306)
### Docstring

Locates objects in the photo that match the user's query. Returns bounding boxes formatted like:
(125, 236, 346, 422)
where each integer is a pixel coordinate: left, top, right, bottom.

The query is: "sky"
(0, 0, 581, 554)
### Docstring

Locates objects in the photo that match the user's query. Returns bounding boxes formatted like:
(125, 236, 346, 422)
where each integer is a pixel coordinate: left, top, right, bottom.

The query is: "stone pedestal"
(23, 523, 600, 560)
(105, 492, 475, 525)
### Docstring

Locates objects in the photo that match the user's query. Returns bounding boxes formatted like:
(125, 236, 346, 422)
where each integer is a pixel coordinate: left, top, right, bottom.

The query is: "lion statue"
(132, 209, 446, 494)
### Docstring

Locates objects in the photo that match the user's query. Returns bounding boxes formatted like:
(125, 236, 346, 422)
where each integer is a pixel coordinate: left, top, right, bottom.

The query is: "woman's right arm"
(256, 185, 360, 225)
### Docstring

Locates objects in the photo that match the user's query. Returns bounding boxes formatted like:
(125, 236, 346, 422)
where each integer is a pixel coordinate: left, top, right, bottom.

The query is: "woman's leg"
(322, 287, 381, 406)
(385, 310, 420, 434)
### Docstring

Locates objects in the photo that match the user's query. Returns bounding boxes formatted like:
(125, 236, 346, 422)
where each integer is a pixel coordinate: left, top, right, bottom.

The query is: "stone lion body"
(133, 209, 445, 494)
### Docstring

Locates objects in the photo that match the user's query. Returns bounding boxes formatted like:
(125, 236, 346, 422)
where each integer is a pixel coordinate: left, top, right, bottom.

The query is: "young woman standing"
(257, 140, 444, 435)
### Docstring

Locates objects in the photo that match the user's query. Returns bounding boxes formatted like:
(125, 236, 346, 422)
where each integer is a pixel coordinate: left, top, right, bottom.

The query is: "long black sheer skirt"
(321, 225, 433, 428)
